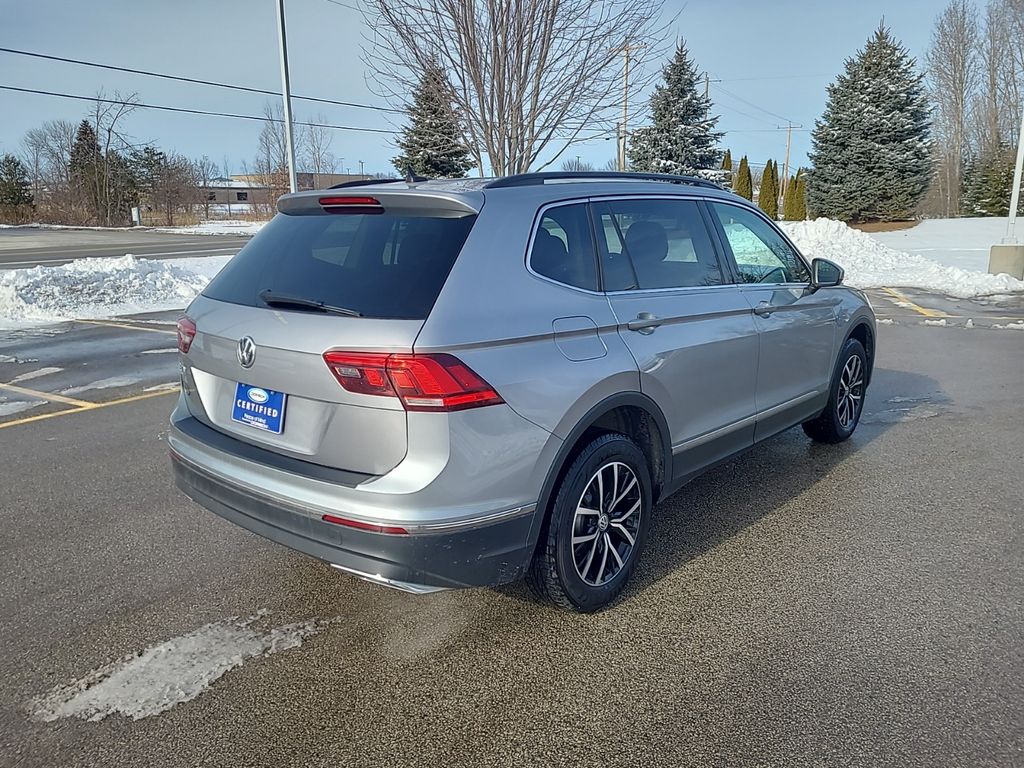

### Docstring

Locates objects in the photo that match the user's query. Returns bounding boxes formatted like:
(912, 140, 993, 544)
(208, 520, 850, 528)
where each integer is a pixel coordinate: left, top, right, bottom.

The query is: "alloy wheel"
(836, 354, 864, 430)
(571, 461, 642, 587)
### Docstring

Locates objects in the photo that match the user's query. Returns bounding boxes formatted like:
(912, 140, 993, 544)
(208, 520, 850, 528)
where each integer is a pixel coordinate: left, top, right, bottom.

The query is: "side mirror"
(810, 257, 844, 290)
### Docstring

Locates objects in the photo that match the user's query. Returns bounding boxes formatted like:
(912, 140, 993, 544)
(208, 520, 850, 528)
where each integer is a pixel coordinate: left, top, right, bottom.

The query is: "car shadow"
(497, 366, 947, 609)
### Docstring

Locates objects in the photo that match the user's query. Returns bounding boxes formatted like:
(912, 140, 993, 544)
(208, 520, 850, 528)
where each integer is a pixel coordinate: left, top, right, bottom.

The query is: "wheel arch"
(844, 318, 875, 386)
(527, 392, 672, 553)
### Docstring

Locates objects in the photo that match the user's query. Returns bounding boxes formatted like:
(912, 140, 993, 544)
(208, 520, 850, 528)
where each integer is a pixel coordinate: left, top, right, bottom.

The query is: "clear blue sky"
(0, 0, 943, 177)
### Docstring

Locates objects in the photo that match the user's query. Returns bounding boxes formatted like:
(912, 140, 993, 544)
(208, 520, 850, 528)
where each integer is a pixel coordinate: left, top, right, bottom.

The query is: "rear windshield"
(202, 211, 477, 319)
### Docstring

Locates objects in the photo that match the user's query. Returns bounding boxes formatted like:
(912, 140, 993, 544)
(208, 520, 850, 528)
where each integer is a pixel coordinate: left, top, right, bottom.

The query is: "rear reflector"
(321, 513, 408, 535)
(176, 316, 196, 353)
(323, 351, 503, 412)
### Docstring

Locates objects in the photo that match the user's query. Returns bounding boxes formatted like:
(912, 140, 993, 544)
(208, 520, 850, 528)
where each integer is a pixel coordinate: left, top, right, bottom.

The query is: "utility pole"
(359, 160, 365, 176)
(703, 73, 721, 99)
(275, 0, 298, 193)
(618, 42, 646, 171)
(778, 121, 802, 212)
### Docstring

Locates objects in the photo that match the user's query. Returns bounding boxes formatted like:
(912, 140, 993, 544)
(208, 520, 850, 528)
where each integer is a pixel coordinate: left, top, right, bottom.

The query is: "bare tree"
(926, 0, 979, 216)
(192, 155, 218, 219)
(21, 120, 77, 221)
(253, 102, 310, 209)
(88, 91, 141, 226)
(360, 0, 672, 175)
(303, 114, 338, 175)
(151, 153, 200, 226)
(561, 157, 595, 171)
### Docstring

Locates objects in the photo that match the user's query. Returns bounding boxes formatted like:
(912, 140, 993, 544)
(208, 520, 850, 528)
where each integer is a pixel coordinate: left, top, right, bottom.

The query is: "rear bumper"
(170, 440, 538, 591)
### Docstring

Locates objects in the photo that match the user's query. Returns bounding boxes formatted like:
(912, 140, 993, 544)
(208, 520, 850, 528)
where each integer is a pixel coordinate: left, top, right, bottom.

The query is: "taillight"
(323, 351, 503, 412)
(176, 316, 196, 353)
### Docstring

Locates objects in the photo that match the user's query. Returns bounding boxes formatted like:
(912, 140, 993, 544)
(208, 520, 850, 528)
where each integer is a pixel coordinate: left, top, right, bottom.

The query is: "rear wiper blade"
(258, 290, 362, 317)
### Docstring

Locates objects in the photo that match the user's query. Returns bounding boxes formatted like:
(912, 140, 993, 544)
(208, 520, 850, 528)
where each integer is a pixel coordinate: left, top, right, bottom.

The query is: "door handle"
(626, 312, 663, 334)
(753, 301, 775, 317)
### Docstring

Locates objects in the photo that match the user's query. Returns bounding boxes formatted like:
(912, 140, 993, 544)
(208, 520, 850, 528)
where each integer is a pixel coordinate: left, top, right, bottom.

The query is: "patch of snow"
(10, 366, 62, 383)
(28, 611, 329, 722)
(877, 318, 895, 325)
(0, 254, 231, 330)
(143, 382, 180, 392)
(152, 220, 266, 236)
(992, 321, 1024, 330)
(0, 400, 43, 417)
(965, 318, 974, 328)
(140, 348, 177, 355)
(867, 218, 1010, 272)
(0, 223, 139, 232)
(923, 319, 948, 327)
(63, 375, 141, 395)
(0, 354, 16, 363)
(783, 218, 1024, 298)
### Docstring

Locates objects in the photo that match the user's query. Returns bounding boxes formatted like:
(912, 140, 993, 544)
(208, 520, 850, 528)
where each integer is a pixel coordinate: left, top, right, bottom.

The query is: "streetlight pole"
(275, 0, 298, 194)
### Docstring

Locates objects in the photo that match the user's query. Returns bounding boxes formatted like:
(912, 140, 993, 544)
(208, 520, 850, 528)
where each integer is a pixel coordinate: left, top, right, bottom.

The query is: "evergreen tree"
(808, 24, 932, 221)
(393, 64, 474, 179)
(962, 146, 1021, 216)
(69, 120, 101, 191)
(783, 174, 799, 221)
(794, 170, 808, 220)
(758, 159, 778, 219)
(735, 155, 753, 200)
(721, 149, 733, 188)
(628, 41, 723, 175)
(0, 154, 33, 207)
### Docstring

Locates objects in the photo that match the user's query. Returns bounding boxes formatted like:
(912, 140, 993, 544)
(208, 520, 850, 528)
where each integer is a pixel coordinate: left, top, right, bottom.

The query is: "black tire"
(527, 433, 653, 612)
(802, 338, 868, 444)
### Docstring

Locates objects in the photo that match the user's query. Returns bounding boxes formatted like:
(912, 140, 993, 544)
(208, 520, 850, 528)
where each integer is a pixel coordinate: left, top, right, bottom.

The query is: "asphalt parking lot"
(1, 292, 1023, 766)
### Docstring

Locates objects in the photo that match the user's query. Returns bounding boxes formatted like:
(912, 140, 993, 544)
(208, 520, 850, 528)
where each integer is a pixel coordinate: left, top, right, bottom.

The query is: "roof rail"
(328, 175, 429, 189)
(483, 171, 724, 190)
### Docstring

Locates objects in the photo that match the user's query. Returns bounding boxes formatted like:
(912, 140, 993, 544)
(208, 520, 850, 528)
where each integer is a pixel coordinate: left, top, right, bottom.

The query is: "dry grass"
(847, 220, 919, 233)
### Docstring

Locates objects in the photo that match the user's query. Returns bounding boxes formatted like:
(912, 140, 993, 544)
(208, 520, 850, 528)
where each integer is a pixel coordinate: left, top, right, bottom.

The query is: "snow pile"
(0, 253, 231, 327)
(28, 611, 330, 722)
(783, 218, 1024, 298)
(152, 220, 266, 236)
(868, 217, 1008, 272)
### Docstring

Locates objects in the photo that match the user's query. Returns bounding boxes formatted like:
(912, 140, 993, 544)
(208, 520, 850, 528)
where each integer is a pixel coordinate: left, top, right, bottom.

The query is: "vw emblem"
(237, 336, 256, 368)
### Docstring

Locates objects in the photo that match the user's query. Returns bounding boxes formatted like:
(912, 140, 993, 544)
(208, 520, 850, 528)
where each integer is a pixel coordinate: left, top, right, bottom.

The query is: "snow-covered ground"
(151, 220, 266, 236)
(0, 253, 231, 329)
(783, 219, 1024, 298)
(867, 217, 1011, 272)
(28, 611, 329, 722)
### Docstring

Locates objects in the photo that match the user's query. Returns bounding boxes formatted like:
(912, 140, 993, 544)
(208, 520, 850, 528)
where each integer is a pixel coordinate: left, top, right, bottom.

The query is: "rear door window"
(593, 198, 725, 291)
(202, 211, 476, 319)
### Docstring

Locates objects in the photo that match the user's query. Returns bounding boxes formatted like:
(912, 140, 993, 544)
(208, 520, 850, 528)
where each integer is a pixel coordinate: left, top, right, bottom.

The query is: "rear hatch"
(179, 189, 480, 475)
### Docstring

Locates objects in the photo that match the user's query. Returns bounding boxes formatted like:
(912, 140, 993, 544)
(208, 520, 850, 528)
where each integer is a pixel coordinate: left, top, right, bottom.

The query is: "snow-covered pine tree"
(393, 64, 474, 179)
(628, 42, 723, 176)
(735, 156, 753, 200)
(0, 154, 33, 207)
(808, 24, 932, 221)
(962, 145, 1021, 216)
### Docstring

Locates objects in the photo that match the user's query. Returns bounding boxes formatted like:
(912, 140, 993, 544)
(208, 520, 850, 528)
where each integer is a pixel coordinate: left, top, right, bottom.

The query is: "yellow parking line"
(0, 381, 96, 408)
(880, 287, 950, 318)
(74, 318, 177, 335)
(0, 387, 179, 430)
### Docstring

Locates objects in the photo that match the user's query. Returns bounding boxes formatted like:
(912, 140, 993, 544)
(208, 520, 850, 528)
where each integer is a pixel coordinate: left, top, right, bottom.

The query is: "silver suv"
(170, 172, 875, 611)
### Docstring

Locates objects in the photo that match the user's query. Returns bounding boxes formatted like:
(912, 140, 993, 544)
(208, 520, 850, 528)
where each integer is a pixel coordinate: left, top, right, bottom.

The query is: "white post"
(275, 0, 298, 194)
(1006, 107, 1024, 243)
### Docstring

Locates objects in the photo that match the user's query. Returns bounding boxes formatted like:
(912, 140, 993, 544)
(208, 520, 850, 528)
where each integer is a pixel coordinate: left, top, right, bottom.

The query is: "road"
(0, 228, 248, 269)
(1, 310, 1022, 767)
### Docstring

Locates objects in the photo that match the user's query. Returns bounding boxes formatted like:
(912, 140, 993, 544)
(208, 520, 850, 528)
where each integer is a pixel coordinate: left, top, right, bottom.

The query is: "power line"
(711, 82, 796, 125)
(0, 46, 404, 115)
(717, 73, 832, 83)
(0, 85, 398, 134)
